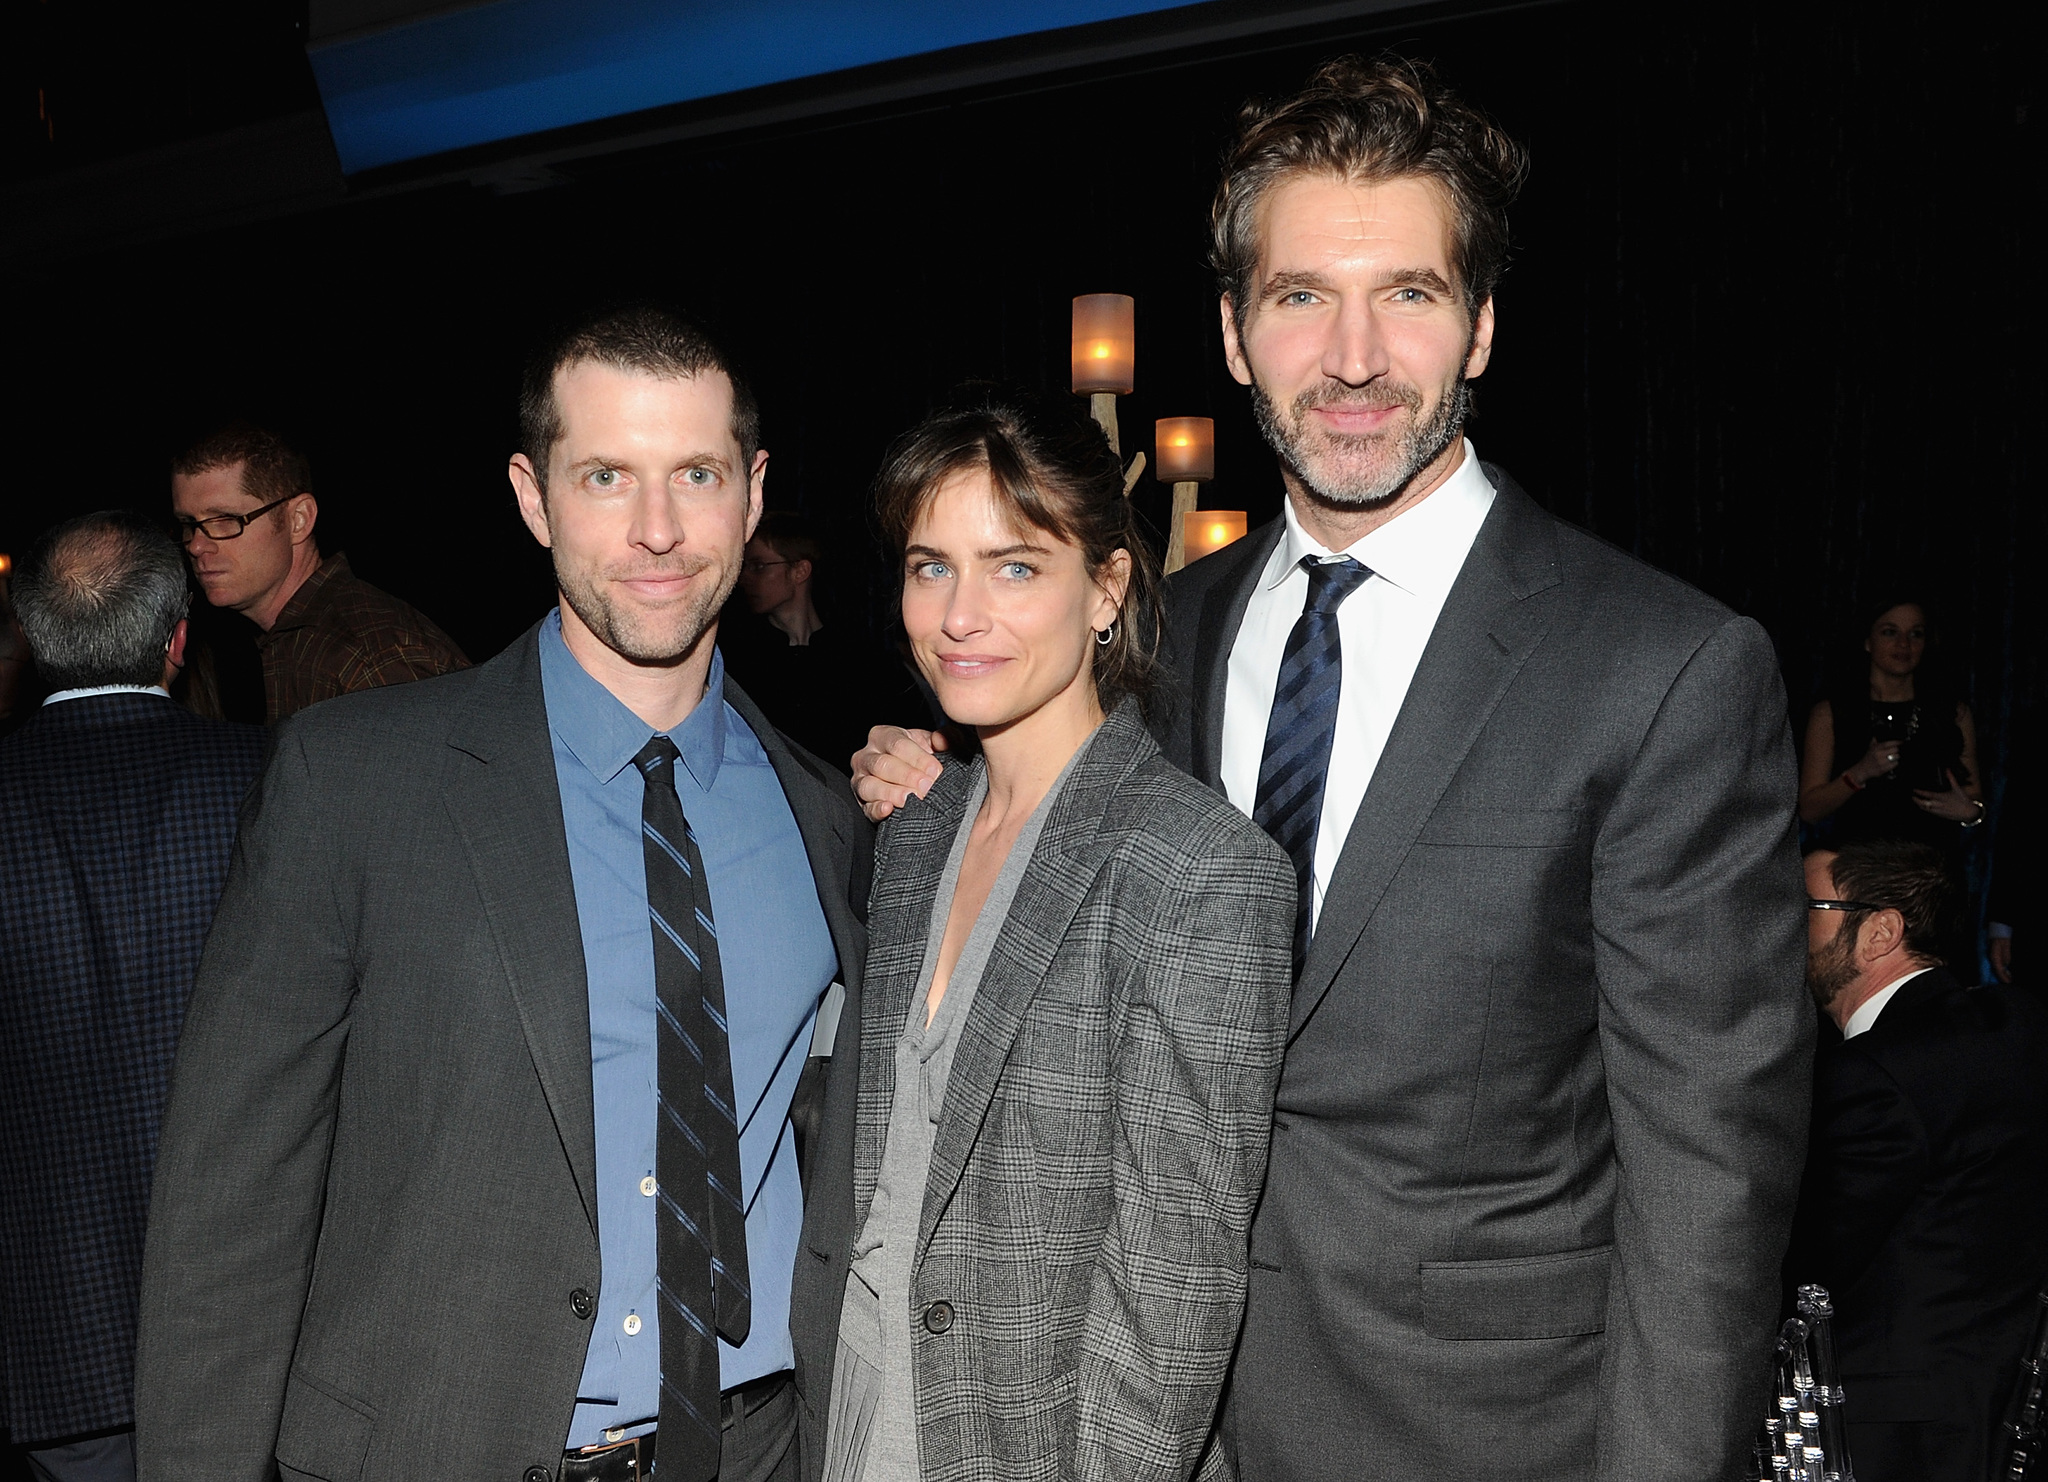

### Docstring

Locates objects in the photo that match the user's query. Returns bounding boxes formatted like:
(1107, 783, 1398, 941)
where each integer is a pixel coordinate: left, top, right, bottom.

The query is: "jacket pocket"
(1419, 1244, 1612, 1340)
(274, 1367, 376, 1481)
(1415, 806, 1581, 848)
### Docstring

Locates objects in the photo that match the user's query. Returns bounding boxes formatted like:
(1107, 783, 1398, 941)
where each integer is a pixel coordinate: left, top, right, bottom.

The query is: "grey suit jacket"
(1160, 471, 1812, 1482)
(790, 702, 1294, 1482)
(133, 624, 871, 1482)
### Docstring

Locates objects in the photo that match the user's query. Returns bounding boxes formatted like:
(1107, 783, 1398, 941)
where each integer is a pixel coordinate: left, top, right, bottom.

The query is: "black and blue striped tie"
(1254, 555, 1373, 962)
(636, 736, 751, 1480)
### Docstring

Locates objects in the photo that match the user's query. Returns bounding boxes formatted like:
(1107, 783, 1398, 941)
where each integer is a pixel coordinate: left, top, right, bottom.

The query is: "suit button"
(524, 1469, 553, 1482)
(570, 1288, 594, 1320)
(923, 1300, 954, 1334)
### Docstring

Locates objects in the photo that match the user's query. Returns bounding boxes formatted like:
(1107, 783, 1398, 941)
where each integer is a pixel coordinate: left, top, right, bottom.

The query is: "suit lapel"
(1186, 519, 1283, 788)
(854, 760, 975, 1229)
(722, 678, 866, 991)
(1289, 478, 1562, 1040)
(914, 706, 1152, 1268)
(441, 627, 600, 1234)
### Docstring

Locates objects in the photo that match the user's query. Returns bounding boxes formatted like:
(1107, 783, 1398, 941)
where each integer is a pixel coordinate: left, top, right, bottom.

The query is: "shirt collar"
(269, 551, 350, 634)
(1842, 965, 1937, 1039)
(43, 684, 171, 706)
(537, 608, 728, 792)
(1262, 437, 1496, 598)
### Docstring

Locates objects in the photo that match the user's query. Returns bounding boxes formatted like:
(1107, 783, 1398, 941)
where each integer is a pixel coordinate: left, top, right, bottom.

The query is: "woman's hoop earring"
(1095, 623, 1116, 646)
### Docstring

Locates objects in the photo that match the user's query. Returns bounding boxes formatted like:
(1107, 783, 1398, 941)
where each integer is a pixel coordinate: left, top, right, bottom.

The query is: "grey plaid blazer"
(833, 701, 1293, 1482)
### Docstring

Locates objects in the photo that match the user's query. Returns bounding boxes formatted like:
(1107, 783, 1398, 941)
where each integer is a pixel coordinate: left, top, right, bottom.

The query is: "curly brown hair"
(1210, 53, 1529, 326)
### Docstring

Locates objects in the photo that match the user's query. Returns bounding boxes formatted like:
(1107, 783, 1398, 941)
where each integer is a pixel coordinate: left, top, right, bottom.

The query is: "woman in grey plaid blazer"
(808, 389, 1295, 1482)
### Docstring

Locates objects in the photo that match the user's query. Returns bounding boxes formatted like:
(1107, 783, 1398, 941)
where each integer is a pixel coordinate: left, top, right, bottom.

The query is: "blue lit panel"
(311, 0, 1196, 173)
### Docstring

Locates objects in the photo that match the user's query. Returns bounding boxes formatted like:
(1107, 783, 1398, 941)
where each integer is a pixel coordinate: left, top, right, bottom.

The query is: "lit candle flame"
(1181, 508, 1246, 562)
(1071, 295, 1135, 394)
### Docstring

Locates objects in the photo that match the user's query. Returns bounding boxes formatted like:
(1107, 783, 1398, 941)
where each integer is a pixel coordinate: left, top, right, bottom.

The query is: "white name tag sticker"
(810, 981, 845, 1058)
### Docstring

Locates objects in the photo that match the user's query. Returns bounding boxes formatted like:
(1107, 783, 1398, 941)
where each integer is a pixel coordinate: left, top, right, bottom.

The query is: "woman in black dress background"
(1799, 595, 1985, 852)
(1800, 594, 1986, 973)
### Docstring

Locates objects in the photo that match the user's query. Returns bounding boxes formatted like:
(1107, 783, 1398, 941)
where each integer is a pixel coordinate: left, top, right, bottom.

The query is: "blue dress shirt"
(539, 612, 839, 1448)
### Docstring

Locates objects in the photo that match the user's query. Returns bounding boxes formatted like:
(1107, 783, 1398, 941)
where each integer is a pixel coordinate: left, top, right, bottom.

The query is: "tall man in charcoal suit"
(137, 307, 871, 1482)
(855, 56, 1812, 1480)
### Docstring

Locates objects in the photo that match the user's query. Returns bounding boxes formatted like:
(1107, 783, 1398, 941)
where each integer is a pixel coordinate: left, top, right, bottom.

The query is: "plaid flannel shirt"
(256, 552, 469, 722)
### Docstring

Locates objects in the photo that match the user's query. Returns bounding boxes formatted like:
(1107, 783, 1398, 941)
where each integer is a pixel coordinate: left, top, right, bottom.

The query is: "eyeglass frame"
(740, 556, 792, 576)
(173, 493, 299, 544)
(1808, 897, 1892, 915)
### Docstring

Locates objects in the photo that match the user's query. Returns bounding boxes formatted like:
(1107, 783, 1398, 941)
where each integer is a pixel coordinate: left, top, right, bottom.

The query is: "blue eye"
(1284, 291, 1316, 306)
(998, 561, 1033, 580)
(912, 560, 950, 581)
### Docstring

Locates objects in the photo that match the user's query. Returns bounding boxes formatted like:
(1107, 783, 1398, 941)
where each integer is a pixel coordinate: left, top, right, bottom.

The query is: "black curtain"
(4, 0, 2037, 783)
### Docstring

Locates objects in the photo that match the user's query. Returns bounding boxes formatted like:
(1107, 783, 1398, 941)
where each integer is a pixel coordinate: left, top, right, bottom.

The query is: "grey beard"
(1250, 372, 1470, 510)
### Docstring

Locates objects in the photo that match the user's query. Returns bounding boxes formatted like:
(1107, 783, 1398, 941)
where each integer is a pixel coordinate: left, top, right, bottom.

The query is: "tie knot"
(635, 735, 680, 786)
(1300, 555, 1372, 615)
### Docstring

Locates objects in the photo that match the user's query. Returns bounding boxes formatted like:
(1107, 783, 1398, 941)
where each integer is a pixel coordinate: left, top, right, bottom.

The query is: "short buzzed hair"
(751, 511, 822, 572)
(1210, 54, 1529, 326)
(12, 511, 190, 691)
(172, 422, 313, 507)
(518, 305, 760, 490)
(1826, 840, 1961, 966)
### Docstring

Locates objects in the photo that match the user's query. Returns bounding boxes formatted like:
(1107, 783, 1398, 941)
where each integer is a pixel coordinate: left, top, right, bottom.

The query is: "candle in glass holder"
(1156, 418, 1217, 573)
(1182, 510, 1248, 564)
(1070, 294, 1135, 394)
(1153, 417, 1214, 483)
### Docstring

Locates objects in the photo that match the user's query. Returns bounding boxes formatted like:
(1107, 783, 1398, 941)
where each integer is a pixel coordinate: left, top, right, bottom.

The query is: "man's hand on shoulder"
(851, 725, 946, 822)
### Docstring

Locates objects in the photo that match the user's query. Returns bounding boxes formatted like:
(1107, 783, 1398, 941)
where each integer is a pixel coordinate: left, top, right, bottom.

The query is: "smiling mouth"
(936, 654, 1011, 675)
(616, 570, 702, 598)
(1307, 402, 1405, 432)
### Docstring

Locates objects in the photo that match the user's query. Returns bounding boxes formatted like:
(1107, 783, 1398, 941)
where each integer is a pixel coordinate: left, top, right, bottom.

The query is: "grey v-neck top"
(823, 745, 1086, 1482)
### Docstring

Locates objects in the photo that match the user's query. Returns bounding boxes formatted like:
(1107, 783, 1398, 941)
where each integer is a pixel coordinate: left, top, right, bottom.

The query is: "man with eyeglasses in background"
(1791, 840, 2048, 1482)
(722, 511, 928, 769)
(170, 422, 468, 722)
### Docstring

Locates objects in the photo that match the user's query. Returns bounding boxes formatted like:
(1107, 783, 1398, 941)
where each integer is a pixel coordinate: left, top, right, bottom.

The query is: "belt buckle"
(565, 1431, 652, 1481)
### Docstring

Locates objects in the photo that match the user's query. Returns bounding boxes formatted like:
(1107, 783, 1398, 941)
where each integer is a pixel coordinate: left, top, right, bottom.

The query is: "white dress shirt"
(1842, 966, 1936, 1039)
(43, 684, 170, 705)
(1220, 439, 1496, 932)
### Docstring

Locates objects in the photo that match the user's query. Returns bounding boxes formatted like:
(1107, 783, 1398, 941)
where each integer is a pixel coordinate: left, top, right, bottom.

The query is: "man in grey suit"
(855, 55, 1810, 1480)
(136, 307, 870, 1482)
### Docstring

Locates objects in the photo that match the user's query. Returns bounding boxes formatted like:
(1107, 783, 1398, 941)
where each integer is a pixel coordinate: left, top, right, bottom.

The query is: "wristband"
(1840, 771, 1863, 792)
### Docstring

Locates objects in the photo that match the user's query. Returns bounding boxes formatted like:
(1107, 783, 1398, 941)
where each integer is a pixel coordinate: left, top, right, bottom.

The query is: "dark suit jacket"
(1159, 470, 1813, 1481)
(797, 702, 1294, 1482)
(133, 626, 870, 1482)
(1788, 968, 2048, 1482)
(0, 694, 263, 1444)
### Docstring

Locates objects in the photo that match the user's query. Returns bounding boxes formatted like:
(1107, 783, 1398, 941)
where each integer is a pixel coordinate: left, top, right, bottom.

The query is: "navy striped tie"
(636, 736, 751, 1480)
(1254, 556, 1373, 961)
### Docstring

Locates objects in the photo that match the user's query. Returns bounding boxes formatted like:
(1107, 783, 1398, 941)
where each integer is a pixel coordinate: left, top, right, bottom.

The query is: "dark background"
(0, 0, 2036, 1464)
(3, 0, 2038, 769)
